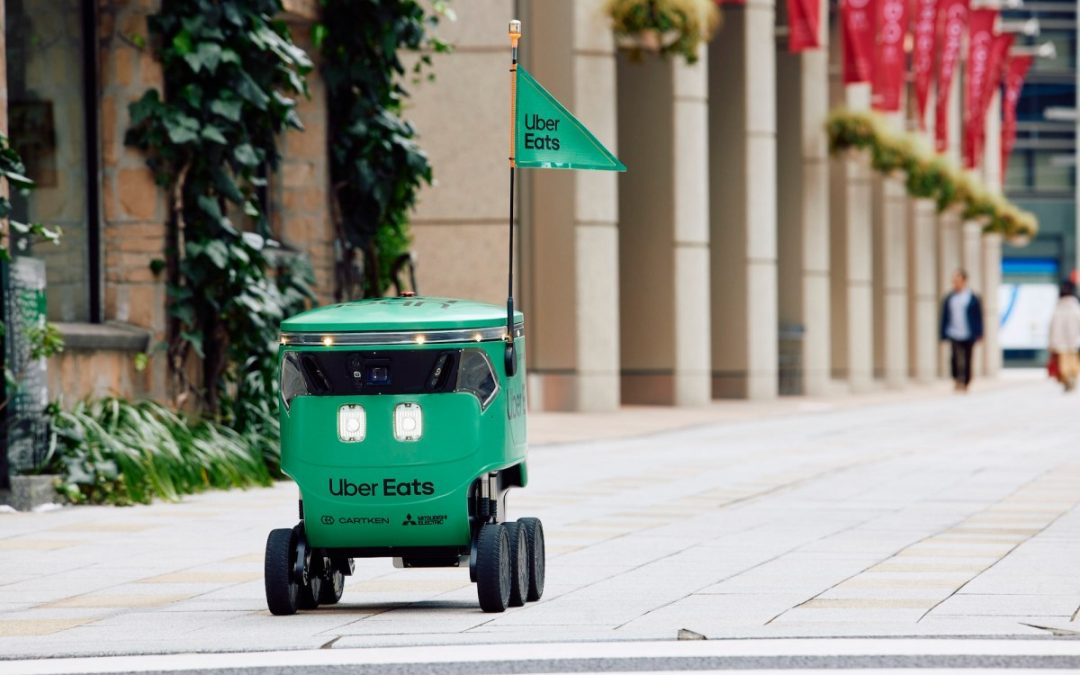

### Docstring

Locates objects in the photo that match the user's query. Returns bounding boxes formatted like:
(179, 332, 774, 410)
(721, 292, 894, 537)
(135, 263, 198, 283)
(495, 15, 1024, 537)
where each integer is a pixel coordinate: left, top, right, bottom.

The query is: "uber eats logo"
(523, 113, 561, 151)
(329, 478, 435, 497)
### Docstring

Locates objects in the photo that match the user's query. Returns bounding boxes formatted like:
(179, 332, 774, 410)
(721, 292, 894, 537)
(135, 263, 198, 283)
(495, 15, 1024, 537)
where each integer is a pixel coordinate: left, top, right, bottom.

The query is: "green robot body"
(265, 296, 544, 613)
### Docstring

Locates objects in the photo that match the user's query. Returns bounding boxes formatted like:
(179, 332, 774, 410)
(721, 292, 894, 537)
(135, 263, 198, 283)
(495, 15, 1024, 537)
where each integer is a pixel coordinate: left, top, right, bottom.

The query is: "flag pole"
(505, 19, 521, 377)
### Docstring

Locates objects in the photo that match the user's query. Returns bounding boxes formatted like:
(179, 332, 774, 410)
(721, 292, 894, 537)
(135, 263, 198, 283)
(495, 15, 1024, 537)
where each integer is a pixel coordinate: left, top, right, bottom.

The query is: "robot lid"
(279, 296, 525, 347)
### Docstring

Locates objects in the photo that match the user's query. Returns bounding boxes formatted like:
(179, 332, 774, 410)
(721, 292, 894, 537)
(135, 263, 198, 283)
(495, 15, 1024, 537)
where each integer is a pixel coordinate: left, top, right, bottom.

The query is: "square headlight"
(394, 403, 423, 442)
(338, 404, 366, 443)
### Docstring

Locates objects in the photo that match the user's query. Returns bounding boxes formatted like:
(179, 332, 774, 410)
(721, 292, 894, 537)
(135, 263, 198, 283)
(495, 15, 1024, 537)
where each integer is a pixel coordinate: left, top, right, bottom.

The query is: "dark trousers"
(950, 339, 975, 385)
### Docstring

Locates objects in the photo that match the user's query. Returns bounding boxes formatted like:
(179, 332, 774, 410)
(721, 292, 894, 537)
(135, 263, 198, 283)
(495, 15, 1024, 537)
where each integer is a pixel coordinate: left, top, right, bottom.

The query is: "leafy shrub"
(44, 398, 272, 506)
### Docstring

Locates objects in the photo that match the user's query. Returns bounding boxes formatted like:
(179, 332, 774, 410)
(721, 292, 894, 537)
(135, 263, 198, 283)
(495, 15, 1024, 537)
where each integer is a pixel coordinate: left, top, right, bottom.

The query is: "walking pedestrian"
(1048, 280, 1080, 392)
(940, 269, 984, 392)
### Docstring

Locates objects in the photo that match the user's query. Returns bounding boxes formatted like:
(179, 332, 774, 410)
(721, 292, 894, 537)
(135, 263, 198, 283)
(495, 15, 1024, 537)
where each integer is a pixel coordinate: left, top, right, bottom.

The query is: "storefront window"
(6, 0, 94, 322)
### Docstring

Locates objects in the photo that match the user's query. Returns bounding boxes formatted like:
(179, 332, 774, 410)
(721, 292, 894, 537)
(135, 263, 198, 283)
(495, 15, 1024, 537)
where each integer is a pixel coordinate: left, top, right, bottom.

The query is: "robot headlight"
(394, 403, 423, 442)
(337, 404, 366, 443)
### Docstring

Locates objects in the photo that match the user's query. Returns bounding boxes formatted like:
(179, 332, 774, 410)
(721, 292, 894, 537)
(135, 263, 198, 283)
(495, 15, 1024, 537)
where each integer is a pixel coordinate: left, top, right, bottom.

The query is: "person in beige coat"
(1049, 281, 1080, 392)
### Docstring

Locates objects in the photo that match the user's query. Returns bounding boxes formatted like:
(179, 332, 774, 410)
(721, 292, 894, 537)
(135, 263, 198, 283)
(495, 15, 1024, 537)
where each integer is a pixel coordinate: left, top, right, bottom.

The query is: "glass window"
(6, 0, 93, 322)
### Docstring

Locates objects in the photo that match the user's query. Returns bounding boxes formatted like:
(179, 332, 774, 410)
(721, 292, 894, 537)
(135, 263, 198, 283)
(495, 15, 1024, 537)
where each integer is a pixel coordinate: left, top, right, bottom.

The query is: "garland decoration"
(826, 108, 1038, 242)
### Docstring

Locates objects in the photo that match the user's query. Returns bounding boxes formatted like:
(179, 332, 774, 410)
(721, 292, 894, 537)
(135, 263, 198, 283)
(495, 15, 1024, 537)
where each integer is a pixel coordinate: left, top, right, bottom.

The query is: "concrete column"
(827, 84, 875, 391)
(961, 218, 984, 377)
(980, 90, 1003, 377)
(708, 0, 777, 399)
(937, 211, 962, 377)
(616, 51, 711, 406)
(872, 115, 909, 388)
(409, 1, 518, 304)
(982, 232, 1003, 375)
(777, 0, 830, 396)
(908, 198, 938, 382)
(936, 49, 964, 378)
(523, 0, 621, 411)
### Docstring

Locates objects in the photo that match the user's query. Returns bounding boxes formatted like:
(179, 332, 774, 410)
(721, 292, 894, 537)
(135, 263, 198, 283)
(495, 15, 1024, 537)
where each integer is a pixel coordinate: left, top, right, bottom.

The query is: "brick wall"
(272, 21, 334, 305)
(96, 0, 167, 399)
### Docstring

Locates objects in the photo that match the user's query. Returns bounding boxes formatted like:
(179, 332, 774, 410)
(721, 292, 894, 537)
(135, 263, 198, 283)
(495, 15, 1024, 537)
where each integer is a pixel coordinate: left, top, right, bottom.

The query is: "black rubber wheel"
(318, 569, 345, 605)
(504, 521, 529, 607)
(518, 517, 545, 602)
(299, 575, 322, 609)
(475, 522, 511, 613)
(264, 528, 299, 616)
(292, 525, 321, 610)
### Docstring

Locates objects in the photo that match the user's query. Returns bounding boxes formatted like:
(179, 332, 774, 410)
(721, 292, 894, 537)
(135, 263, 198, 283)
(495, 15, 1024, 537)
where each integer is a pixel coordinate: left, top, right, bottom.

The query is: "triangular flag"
(514, 66, 626, 172)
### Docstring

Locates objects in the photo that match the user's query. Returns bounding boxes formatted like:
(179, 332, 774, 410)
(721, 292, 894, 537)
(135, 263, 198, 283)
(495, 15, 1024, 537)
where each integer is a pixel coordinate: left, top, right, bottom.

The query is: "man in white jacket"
(1049, 281, 1080, 391)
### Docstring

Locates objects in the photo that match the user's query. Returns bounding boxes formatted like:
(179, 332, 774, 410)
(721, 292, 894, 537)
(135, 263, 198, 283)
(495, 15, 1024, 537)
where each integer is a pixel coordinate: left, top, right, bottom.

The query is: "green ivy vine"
(315, 0, 451, 299)
(125, 0, 314, 438)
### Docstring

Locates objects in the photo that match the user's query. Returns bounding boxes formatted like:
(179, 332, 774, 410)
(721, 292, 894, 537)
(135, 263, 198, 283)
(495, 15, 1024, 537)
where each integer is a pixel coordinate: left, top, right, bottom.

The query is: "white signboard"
(999, 283, 1059, 350)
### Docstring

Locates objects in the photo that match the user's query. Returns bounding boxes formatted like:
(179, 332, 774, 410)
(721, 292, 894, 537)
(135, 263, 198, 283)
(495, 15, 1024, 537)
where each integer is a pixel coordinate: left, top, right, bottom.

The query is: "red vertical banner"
(872, 0, 908, 111)
(1001, 55, 1034, 182)
(934, 0, 969, 152)
(963, 9, 996, 168)
(788, 0, 822, 52)
(912, 0, 938, 128)
(841, 0, 877, 83)
(974, 33, 1013, 166)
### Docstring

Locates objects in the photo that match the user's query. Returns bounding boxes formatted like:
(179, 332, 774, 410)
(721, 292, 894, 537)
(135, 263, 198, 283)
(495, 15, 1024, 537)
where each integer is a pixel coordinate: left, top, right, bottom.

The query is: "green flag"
(514, 66, 626, 172)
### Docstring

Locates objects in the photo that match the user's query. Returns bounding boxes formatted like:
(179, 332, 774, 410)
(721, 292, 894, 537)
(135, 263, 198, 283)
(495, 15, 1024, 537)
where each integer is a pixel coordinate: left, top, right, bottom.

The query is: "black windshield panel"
(292, 350, 461, 396)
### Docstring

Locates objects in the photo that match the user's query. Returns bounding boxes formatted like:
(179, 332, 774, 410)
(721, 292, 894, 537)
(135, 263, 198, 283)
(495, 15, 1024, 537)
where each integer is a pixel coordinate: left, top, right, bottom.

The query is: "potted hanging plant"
(825, 109, 878, 158)
(606, 0, 720, 64)
(870, 133, 907, 178)
(961, 182, 997, 225)
(1005, 209, 1038, 247)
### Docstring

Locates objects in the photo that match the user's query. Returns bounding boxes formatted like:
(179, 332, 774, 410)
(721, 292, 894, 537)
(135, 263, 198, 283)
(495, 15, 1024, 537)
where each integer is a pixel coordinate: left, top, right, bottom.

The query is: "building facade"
(2, 0, 1027, 414)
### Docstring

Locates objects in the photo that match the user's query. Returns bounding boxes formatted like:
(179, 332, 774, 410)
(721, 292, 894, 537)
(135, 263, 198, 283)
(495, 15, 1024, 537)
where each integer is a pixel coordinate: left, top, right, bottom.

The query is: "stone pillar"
(409, 0, 517, 306)
(617, 52, 711, 406)
(982, 232, 1003, 374)
(709, 0, 778, 399)
(908, 198, 938, 382)
(960, 217, 984, 377)
(522, 0, 621, 411)
(777, 0, 830, 396)
(980, 90, 1003, 377)
(938, 210, 962, 377)
(872, 115, 909, 388)
(827, 78, 875, 392)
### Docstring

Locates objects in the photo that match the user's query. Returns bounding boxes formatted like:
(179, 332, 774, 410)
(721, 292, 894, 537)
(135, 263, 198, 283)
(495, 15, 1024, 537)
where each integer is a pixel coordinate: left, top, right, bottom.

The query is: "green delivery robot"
(264, 296, 542, 614)
(264, 19, 623, 615)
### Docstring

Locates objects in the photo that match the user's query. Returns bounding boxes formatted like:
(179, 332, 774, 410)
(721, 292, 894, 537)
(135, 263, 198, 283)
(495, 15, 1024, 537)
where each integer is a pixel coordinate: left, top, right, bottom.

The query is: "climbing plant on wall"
(126, 0, 314, 433)
(315, 0, 451, 300)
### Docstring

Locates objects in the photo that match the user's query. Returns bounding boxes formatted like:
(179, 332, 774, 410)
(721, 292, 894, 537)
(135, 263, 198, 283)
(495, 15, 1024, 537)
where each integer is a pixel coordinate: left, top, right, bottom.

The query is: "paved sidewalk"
(2, 371, 1079, 659)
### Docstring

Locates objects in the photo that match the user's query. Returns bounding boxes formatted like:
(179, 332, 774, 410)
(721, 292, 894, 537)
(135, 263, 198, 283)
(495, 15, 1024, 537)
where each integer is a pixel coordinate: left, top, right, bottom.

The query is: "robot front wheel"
(475, 517, 546, 613)
(263, 517, 546, 615)
(264, 524, 345, 616)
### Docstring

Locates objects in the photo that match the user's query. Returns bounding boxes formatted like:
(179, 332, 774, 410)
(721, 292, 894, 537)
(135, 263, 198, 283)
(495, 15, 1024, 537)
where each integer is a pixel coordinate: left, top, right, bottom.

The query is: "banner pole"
(505, 19, 521, 377)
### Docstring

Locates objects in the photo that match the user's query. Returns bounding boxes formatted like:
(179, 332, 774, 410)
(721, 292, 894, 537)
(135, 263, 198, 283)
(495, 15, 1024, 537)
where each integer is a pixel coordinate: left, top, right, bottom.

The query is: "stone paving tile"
(1, 376, 1080, 658)
(44, 593, 194, 609)
(0, 618, 96, 637)
(930, 593, 1080, 617)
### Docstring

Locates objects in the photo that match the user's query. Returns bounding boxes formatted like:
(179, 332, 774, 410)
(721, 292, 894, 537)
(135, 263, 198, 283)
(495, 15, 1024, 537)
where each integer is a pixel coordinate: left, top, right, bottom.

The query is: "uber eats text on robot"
(264, 20, 625, 615)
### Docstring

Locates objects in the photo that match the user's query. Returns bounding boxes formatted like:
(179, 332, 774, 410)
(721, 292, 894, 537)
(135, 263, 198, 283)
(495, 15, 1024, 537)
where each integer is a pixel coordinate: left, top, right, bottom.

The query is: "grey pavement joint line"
(915, 485, 1076, 623)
